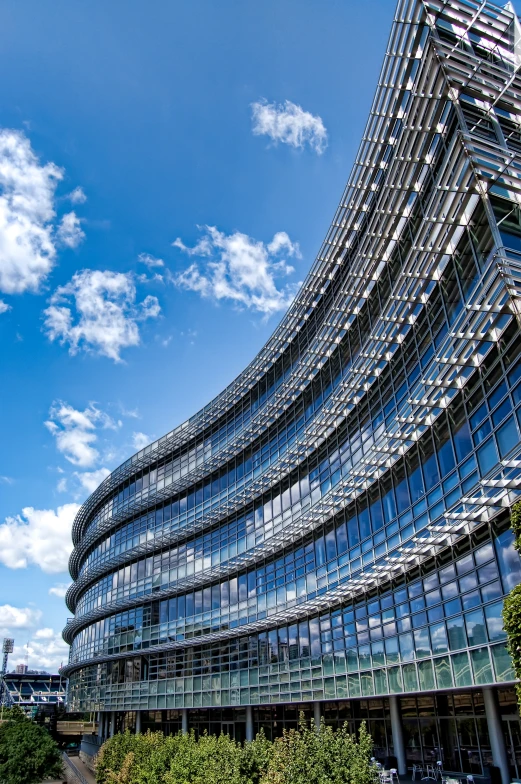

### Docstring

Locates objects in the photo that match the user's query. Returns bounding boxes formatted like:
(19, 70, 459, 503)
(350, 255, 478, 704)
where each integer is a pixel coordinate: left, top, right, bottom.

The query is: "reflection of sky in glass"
(494, 529, 521, 593)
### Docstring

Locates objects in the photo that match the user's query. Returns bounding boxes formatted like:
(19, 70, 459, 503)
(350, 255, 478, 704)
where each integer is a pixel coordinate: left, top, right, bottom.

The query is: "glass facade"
(64, 0, 521, 778)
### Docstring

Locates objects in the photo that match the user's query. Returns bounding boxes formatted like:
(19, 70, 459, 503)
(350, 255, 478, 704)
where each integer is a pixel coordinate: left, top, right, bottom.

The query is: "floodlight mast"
(0, 638, 14, 710)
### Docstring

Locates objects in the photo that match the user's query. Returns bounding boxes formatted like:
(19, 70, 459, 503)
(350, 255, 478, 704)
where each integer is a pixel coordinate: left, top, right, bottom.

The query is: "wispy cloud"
(56, 211, 85, 248)
(173, 226, 301, 316)
(138, 252, 164, 268)
(251, 99, 327, 154)
(45, 400, 119, 467)
(66, 186, 87, 204)
(73, 467, 111, 494)
(43, 269, 161, 362)
(48, 582, 72, 598)
(132, 431, 150, 451)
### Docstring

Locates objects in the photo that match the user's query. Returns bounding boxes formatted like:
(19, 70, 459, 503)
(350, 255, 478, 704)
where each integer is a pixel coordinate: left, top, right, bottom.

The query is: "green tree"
(503, 500, 521, 704)
(0, 714, 62, 784)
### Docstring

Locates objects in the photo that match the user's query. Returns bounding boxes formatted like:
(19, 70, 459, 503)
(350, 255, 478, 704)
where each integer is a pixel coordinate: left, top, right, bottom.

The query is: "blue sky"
(0, 0, 395, 672)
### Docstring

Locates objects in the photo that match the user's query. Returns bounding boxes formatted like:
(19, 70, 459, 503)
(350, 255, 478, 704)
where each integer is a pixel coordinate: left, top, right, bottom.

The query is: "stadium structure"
(3, 673, 66, 714)
(62, 1, 521, 780)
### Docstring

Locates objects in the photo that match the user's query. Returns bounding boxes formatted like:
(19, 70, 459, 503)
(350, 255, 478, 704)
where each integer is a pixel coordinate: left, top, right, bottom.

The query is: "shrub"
(97, 729, 242, 784)
(163, 731, 242, 784)
(240, 729, 273, 784)
(503, 500, 521, 704)
(260, 715, 375, 784)
(96, 729, 169, 784)
(94, 717, 374, 784)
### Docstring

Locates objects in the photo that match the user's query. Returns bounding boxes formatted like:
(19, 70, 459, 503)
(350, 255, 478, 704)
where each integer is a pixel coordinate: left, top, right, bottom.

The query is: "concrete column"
(110, 711, 116, 738)
(181, 709, 189, 735)
(313, 701, 321, 732)
(483, 687, 510, 784)
(389, 696, 406, 776)
(135, 710, 141, 735)
(246, 705, 254, 742)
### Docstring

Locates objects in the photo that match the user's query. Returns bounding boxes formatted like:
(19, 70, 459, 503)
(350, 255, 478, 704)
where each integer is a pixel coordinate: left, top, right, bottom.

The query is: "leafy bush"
(163, 731, 242, 784)
(97, 729, 242, 784)
(96, 729, 170, 784)
(0, 713, 62, 784)
(239, 730, 272, 784)
(260, 715, 374, 784)
(95, 714, 375, 784)
(503, 500, 521, 704)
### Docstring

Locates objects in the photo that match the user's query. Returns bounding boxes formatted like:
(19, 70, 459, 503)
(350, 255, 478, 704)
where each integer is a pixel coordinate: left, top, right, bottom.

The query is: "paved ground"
(71, 755, 96, 783)
(57, 752, 96, 784)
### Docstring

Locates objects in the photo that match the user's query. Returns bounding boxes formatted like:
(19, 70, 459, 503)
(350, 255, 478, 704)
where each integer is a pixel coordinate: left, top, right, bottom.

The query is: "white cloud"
(43, 269, 161, 362)
(138, 252, 164, 268)
(251, 99, 328, 154)
(73, 466, 110, 494)
(12, 629, 69, 673)
(56, 211, 85, 248)
(34, 627, 55, 639)
(0, 503, 79, 573)
(132, 431, 150, 451)
(67, 186, 87, 204)
(0, 300, 10, 313)
(173, 226, 301, 316)
(0, 475, 13, 484)
(45, 400, 118, 467)
(48, 583, 72, 599)
(0, 614, 69, 673)
(0, 129, 64, 296)
(0, 605, 42, 634)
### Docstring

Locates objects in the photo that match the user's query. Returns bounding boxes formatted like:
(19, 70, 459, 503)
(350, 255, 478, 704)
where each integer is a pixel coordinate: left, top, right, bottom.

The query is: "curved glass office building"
(64, 0, 521, 779)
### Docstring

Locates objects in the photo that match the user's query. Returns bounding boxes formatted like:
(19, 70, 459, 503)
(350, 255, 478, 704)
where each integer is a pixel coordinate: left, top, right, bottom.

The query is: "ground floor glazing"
(96, 687, 520, 784)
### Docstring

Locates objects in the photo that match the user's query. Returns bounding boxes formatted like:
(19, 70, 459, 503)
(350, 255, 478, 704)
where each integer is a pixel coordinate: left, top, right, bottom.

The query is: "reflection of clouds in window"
(494, 529, 521, 593)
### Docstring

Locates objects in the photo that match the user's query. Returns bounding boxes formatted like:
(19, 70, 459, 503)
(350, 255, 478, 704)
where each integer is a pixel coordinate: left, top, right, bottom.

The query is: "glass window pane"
(403, 663, 419, 692)
(418, 660, 435, 691)
(484, 601, 506, 642)
(431, 622, 448, 654)
(388, 666, 403, 693)
(465, 609, 487, 646)
(490, 644, 515, 683)
(494, 529, 521, 593)
(477, 438, 499, 476)
(470, 647, 493, 685)
(447, 616, 466, 650)
(348, 673, 361, 697)
(374, 668, 388, 695)
(434, 656, 453, 689)
(452, 652, 472, 687)
(496, 416, 518, 458)
(414, 628, 431, 659)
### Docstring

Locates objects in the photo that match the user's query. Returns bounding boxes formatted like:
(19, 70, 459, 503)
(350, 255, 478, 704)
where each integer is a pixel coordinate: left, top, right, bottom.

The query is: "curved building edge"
(64, 1, 521, 780)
